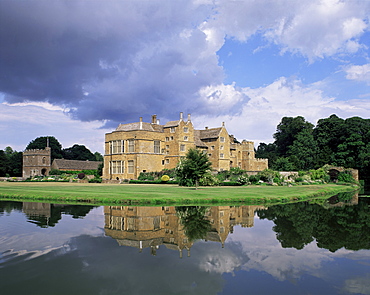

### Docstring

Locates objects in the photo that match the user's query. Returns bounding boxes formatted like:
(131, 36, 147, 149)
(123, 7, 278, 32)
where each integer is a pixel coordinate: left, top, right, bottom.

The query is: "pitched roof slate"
(52, 159, 102, 170)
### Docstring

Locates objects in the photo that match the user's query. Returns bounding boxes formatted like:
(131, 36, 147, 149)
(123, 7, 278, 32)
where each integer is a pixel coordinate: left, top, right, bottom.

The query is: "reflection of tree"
(176, 206, 211, 242)
(25, 204, 96, 228)
(0, 201, 23, 214)
(257, 196, 370, 252)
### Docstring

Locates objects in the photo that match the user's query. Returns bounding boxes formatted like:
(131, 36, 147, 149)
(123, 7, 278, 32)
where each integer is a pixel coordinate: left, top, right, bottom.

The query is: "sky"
(1, 0, 369, 154)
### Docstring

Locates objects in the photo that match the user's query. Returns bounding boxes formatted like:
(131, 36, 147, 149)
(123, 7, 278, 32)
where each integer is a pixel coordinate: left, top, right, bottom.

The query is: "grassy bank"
(0, 182, 359, 206)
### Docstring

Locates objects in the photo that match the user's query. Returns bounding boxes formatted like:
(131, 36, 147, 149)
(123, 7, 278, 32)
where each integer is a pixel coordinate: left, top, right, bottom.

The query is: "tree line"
(256, 115, 370, 179)
(0, 136, 103, 177)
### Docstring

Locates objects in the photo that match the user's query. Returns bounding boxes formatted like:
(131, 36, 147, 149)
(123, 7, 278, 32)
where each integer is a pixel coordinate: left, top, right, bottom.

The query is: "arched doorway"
(328, 169, 340, 182)
(41, 168, 47, 176)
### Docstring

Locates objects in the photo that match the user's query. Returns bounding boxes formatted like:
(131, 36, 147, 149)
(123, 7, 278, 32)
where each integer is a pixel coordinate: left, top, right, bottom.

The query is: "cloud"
(345, 64, 370, 85)
(0, 0, 224, 123)
(214, 0, 369, 60)
(0, 102, 108, 152)
(1, 0, 369, 126)
(193, 76, 370, 144)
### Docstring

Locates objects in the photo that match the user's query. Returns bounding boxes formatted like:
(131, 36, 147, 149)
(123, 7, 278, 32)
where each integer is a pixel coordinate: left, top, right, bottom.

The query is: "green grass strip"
(0, 182, 359, 206)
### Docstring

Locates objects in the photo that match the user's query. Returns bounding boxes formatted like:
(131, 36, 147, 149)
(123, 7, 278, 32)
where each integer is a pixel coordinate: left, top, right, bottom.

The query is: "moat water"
(0, 195, 369, 295)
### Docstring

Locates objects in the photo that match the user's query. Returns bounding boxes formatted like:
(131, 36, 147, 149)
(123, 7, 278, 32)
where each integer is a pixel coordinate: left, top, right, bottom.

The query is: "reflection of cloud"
(225, 218, 370, 285)
(343, 274, 370, 295)
(0, 207, 104, 253)
(197, 243, 242, 274)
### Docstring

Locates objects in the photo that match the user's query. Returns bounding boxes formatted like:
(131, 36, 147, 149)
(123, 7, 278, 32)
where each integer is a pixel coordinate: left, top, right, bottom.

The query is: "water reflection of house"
(104, 206, 192, 257)
(23, 202, 51, 218)
(104, 205, 266, 256)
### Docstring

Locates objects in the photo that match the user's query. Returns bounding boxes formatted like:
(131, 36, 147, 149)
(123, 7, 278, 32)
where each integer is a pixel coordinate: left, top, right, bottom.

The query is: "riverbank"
(0, 182, 359, 206)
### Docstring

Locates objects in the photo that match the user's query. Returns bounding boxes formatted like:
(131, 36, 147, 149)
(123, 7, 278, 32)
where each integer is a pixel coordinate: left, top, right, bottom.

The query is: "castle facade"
(103, 113, 268, 180)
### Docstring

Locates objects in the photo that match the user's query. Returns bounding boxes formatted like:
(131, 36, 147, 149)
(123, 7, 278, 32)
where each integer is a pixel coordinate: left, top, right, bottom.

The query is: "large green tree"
(287, 128, 319, 170)
(0, 147, 23, 177)
(62, 144, 96, 161)
(26, 136, 63, 160)
(176, 148, 212, 188)
(274, 116, 314, 157)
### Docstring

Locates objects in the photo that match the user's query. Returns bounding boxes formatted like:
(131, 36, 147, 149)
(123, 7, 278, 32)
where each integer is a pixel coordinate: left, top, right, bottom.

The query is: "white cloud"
(212, 0, 369, 60)
(0, 102, 108, 153)
(345, 64, 370, 84)
(194, 77, 370, 144)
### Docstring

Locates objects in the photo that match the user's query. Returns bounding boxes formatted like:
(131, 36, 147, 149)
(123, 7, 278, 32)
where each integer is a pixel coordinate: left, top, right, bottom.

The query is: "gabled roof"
(163, 120, 181, 128)
(116, 122, 164, 132)
(52, 159, 102, 170)
(199, 127, 222, 139)
(193, 130, 208, 148)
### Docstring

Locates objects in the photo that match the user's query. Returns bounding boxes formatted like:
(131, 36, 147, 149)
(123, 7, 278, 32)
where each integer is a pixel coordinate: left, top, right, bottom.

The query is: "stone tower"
(22, 147, 51, 179)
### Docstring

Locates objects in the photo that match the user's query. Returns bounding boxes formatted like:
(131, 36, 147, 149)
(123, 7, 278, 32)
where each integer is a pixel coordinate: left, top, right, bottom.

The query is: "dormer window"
(170, 127, 175, 133)
(183, 127, 188, 133)
(220, 137, 225, 143)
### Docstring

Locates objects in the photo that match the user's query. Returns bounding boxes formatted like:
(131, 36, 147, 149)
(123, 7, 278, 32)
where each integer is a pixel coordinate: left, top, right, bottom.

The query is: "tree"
(62, 144, 96, 161)
(313, 114, 346, 166)
(94, 152, 103, 161)
(287, 128, 319, 170)
(26, 136, 63, 160)
(176, 148, 212, 188)
(0, 147, 22, 177)
(274, 116, 314, 157)
(256, 142, 278, 167)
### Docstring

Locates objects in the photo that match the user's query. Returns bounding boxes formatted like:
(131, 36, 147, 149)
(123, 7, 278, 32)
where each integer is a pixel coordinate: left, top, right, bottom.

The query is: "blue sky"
(0, 0, 369, 153)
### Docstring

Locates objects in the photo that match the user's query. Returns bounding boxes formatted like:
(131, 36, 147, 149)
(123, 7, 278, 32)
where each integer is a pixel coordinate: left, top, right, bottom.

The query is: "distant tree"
(62, 144, 96, 161)
(274, 116, 314, 157)
(0, 150, 9, 176)
(94, 152, 103, 161)
(0, 147, 22, 177)
(313, 114, 346, 166)
(26, 136, 63, 160)
(272, 157, 294, 171)
(176, 148, 212, 188)
(256, 142, 278, 167)
(287, 128, 319, 170)
(8, 150, 23, 176)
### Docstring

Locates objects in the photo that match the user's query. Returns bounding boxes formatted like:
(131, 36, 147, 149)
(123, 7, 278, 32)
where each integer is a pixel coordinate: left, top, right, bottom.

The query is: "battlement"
(255, 158, 268, 162)
(24, 147, 51, 155)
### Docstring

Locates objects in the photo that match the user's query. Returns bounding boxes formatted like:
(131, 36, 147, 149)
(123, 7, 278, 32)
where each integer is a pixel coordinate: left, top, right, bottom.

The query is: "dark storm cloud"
(0, 0, 224, 123)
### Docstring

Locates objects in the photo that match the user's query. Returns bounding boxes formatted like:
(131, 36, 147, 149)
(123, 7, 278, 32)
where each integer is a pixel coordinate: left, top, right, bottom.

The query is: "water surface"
(0, 196, 369, 295)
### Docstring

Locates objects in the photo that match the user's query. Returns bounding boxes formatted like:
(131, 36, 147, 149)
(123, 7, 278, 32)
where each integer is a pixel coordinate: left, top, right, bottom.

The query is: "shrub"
(77, 173, 85, 179)
(337, 171, 356, 183)
(161, 175, 170, 182)
(249, 175, 260, 184)
(237, 175, 248, 185)
(89, 177, 102, 183)
(49, 169, 62, 175)
(221, 181, 240, 186)
(199, 173, 220, 186)
(257, 169, 279, 183)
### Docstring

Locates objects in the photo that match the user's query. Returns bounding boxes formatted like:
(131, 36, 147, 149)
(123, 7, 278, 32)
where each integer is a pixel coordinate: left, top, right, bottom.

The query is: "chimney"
(187, 113, 191, 121)
(180, 112, 183, 120)
(222, 122, 225, 127)
(205, 127, 208, 130)
(139, 117, 143, 129)
(152, 114, 157, 124)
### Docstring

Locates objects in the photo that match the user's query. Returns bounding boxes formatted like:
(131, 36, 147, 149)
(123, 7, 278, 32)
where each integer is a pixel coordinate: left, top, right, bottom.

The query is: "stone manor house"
(103, 112, 268, 180)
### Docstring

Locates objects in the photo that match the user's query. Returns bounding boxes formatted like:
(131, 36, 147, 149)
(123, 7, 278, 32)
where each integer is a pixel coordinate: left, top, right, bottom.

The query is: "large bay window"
(110, 161, 124, 174)
(110, 140, 124, 154)
(128, 139, 135, 152)
(128, 160, 134, 173)
(154, 140, 160, 154)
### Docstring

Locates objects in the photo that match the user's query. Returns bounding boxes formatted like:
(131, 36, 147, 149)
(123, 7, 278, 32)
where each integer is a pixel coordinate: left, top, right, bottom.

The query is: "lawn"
(0, 181, 358, 206)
